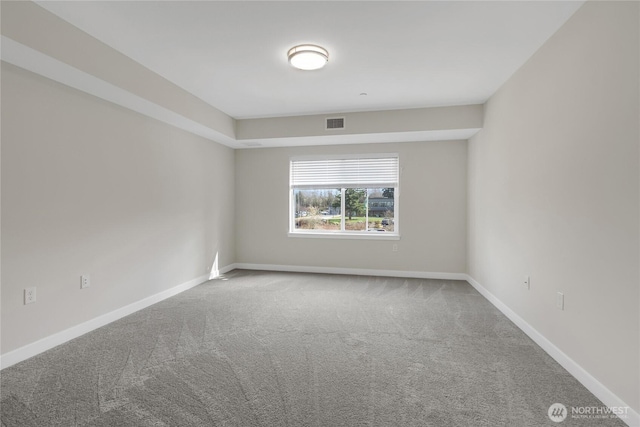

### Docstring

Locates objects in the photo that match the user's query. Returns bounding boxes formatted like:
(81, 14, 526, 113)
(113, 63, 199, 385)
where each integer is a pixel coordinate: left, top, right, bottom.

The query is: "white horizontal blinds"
(291, 156, 398, 189)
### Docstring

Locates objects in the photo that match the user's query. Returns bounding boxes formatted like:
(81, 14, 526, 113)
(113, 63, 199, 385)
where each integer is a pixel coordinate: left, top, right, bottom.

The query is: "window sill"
(288, 231, 400, 240)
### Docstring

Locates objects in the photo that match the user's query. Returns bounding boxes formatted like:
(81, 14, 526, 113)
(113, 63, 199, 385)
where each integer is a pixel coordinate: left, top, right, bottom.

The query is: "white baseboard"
(233, 264, 639, 425)
(233, 262, 468, 281)
(464, 274, 639, 427)
(3, 264, 636, 426)
(0, 264, 235, 370)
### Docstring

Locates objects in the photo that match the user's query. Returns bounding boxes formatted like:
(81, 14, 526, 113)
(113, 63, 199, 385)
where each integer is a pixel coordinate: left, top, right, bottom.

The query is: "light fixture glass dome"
(288, 44, 329, 71)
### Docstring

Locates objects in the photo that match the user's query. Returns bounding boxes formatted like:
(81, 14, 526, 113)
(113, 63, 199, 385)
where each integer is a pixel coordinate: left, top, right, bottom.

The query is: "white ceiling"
(37, 1, 583, 120)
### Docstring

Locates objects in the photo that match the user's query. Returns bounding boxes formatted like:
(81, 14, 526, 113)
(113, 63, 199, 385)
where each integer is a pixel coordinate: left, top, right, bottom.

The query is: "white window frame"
(289, 154, 400, 240)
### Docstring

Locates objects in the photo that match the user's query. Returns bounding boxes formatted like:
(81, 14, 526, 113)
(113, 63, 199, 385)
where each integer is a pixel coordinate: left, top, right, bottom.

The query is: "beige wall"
(237, 105, 482, 140)
(468, 1, 639, 412)
(2, 0, 637, 416)
(235, 141, 467, 274)
(1, 1, 236, 141)
(1, 63, 236, 354)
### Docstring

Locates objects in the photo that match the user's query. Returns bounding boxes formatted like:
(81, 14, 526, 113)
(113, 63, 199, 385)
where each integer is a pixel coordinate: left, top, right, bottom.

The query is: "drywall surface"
(237, 105, 483, 140)
(468, 1, 639, 413)
(1, 63, 236, 354)
(1, 1, 236, 140)
(235, 141, 467, 274)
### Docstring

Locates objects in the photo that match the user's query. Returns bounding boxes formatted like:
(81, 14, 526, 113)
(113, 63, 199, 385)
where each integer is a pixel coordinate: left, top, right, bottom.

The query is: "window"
(289, 154, 399, 238)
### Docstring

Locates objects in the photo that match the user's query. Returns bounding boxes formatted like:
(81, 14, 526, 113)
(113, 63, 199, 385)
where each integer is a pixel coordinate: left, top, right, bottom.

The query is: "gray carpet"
(1, 269, 625, 426)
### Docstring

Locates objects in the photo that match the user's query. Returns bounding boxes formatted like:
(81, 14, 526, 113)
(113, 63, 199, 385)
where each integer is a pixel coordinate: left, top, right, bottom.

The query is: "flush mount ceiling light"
(287, 44, 329, 71)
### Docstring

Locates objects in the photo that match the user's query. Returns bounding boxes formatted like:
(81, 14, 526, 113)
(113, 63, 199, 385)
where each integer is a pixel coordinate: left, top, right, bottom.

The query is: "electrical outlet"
(81, 275, 90, 289)
(24, 287, 36, 305)
(556, 292, 564, 310)
(524, 276, 530, 290)
(392, 244, 398, 252)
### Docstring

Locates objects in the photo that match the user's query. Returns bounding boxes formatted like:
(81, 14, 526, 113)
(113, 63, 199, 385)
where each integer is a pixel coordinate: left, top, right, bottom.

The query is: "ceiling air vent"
(325, 117, 345, 130)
